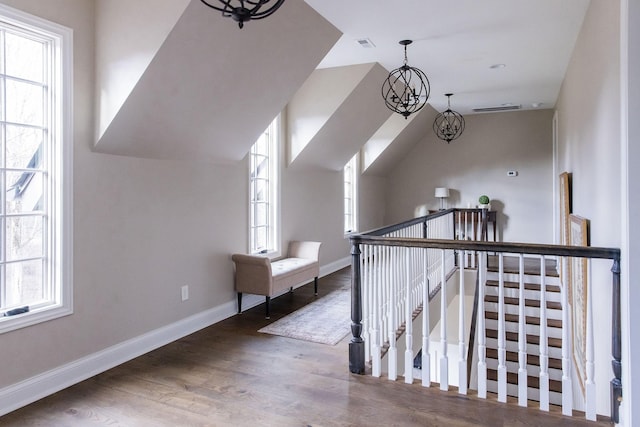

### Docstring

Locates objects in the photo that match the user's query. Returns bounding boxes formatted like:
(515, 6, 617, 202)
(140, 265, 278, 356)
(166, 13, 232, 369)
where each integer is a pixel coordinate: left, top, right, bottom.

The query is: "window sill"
(0, 304, 73, 334)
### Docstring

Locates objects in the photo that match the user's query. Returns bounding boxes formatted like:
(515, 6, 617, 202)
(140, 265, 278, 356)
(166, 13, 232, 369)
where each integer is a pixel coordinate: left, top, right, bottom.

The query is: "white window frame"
(0, 4, 73, 334)
(248, 115, 280, 257)
(344, 154, 358, 234)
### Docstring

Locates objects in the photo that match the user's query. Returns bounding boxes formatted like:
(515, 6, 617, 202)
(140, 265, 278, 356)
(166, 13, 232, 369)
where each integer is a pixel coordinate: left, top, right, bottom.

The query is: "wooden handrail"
(359, 209, 454, 237)
(350, 235, 620, 261)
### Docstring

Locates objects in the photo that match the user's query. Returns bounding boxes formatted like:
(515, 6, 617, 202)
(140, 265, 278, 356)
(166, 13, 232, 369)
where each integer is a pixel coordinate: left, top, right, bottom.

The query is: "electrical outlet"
(181, 285, 189, 301)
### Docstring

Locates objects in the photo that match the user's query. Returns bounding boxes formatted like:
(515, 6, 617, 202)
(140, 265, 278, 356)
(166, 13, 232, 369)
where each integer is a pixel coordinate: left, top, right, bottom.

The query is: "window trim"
(0, 4, 73, 334)
(248, 115, 280, 258)
(344, 154, 358, 235)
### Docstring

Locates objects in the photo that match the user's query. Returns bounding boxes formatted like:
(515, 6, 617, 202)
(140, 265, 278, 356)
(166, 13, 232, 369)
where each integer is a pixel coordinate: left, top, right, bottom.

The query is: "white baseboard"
(320, 256, 350, 277)
(0, 297, 237, 416)
(0, 259, 351, 416)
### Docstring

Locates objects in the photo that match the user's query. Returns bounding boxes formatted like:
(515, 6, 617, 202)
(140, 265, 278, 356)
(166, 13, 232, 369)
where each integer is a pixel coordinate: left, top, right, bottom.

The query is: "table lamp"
(435, 187, 450, 210)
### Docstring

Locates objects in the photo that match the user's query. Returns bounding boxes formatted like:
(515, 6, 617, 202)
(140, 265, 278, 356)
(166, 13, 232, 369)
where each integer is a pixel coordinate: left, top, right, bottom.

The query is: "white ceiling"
(304, 0, 590, 115)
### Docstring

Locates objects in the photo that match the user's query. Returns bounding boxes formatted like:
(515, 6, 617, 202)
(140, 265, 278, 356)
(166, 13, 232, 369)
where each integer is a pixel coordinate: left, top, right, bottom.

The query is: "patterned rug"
(258, 287, 351, 345)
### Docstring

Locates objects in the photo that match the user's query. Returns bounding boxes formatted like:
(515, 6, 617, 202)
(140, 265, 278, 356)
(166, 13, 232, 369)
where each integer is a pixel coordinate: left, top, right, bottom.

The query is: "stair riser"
(484, 319, 563, 339)
(484, 338, 563, 359)
(486, 271, 560, 286)
(484, 302, 563, 320)
(484, 286, 562, 303)
(485, 359, 563, 380)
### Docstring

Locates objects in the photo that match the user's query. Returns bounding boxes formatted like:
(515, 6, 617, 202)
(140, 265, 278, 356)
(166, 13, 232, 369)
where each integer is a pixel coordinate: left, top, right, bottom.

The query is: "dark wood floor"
(1, 268, 609, 426)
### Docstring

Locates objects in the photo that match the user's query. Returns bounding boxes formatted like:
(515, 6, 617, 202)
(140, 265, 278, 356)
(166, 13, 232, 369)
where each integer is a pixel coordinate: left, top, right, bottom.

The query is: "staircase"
(483, 256, 564, 405)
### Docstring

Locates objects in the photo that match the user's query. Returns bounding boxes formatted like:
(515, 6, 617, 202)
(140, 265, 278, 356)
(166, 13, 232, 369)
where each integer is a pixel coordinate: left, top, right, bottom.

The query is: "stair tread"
(485, 328, 563, 348)
(486, 369, 563, 393)
(484, 295, 562, 310)
(485, 280, 561, 293)
(485, 348, 563, 370)
(485, 311, 563, 328)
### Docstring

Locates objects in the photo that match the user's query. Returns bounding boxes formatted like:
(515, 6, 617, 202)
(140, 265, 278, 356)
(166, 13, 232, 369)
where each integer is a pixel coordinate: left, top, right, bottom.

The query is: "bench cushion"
(271, 257, 318, 291)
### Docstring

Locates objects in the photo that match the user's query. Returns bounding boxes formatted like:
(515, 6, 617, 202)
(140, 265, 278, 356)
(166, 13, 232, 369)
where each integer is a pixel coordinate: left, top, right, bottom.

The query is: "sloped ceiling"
(362, 105, 438, 177)
(94, 0, 190, 141)
(94, 0, 341, 163)
(287, 62, 392, 171)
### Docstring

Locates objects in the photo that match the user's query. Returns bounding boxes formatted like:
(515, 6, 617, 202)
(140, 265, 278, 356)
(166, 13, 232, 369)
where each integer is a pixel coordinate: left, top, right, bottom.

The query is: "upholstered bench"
(232, 241, 321, 319)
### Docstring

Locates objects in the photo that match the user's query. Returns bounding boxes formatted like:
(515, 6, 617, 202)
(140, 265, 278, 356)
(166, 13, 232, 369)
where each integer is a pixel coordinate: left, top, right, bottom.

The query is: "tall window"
(344, 154, 358, 234)
(0, 5, 73, 333)
(249, 116, 279, 255)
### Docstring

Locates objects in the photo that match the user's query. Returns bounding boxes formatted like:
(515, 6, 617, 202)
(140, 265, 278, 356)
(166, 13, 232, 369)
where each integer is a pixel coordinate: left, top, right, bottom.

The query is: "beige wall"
(0, 0, 349, 397)
(555, 0, 621, 416)
(94, 0, 189, 139)
(623, 0, 640, 422)
(385, 109, 554, 244)
(358, 174, 387, 233)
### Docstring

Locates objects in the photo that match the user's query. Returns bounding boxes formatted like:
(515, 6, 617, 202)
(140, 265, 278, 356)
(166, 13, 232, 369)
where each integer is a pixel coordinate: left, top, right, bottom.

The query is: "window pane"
(5, 259, 44, 308)
(6, 171, 43, 213)
(6, 215, 44, 260)
(254, 202, 268, 227)
(254, 156, 268, 180)
(5, 32, 44, 83)
(254, 179, 268, 202)
(6, 79, 44, 126)
(6, 125, 43, 169)
(344, 200, 352, 215)
(254, 226, 267, 251)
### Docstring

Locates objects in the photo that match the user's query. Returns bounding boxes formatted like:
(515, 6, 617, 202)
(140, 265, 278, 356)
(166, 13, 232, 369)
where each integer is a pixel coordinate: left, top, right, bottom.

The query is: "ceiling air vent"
(472, 104, 522, 113)
(356, 38, 375, 48)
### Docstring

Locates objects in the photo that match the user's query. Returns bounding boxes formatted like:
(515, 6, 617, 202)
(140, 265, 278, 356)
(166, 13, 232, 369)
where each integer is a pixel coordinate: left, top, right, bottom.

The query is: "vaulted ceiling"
(95, 0, 341, 164)
(93, 0, 590, 175)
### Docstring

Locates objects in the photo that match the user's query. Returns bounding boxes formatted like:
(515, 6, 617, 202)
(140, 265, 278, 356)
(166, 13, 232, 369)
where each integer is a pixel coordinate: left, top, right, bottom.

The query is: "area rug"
(258, 288, 351, 345)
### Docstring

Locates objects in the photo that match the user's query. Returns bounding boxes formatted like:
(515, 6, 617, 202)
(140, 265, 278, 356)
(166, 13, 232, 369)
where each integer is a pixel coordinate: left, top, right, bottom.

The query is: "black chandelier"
(433, 93, 465, 143)
(200, 0, 285, 29)
(382, 40, 430, 119)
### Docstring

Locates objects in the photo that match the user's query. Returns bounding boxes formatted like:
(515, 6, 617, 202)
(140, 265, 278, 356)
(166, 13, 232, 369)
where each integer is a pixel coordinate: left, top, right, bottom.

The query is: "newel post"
(611, 257, 622, 423)
(349, 239, 365, 374)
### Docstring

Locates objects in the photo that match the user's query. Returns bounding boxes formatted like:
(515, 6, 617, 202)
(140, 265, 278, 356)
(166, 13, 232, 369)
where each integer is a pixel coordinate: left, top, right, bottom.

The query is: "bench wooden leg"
(314, 277, 318, 295)
(265, 296, 271, 319)
(237, 292, 243, 314)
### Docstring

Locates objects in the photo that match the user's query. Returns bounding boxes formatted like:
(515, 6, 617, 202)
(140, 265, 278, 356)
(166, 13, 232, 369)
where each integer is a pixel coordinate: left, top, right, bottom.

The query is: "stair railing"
(348, 216, 621, 423)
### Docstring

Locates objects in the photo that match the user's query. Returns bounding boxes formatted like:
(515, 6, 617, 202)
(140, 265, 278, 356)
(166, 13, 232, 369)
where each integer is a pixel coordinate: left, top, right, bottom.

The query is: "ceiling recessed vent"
(356, 38, 375, 48)
(472, 104, 522, 113)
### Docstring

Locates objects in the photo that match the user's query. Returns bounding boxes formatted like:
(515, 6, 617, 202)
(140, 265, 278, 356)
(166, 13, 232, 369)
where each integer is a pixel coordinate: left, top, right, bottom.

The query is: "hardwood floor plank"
(1, 268, 608, 426)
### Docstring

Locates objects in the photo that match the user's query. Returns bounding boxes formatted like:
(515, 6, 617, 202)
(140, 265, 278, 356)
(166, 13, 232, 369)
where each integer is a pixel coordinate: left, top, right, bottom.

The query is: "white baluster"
(382, 246, 389, 370)
(388, 246, 397, 381)
(458, 248, 467, 394)
(405, 248, 414, 383)
(471, 211, 476, 268)
(477, 251, 487, 399)
(585, 259, 596, 421)
(518, 254, 528, 407)
(561, 256, 573, 415)
(539, 255, 550, 411)
(440, 249, 449, 391)
(422, 248, 431, 387)
(371, 246, 381, 377)
(362, 244, 370, 363)
(497, 253, 507, 403)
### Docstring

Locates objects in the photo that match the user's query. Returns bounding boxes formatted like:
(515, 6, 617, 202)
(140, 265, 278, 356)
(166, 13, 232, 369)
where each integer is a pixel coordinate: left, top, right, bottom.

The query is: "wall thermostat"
(507, 170, 518, 177)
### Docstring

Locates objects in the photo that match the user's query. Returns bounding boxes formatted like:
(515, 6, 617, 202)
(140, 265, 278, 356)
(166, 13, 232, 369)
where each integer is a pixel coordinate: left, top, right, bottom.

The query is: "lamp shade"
(435, 187, 450, 198)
